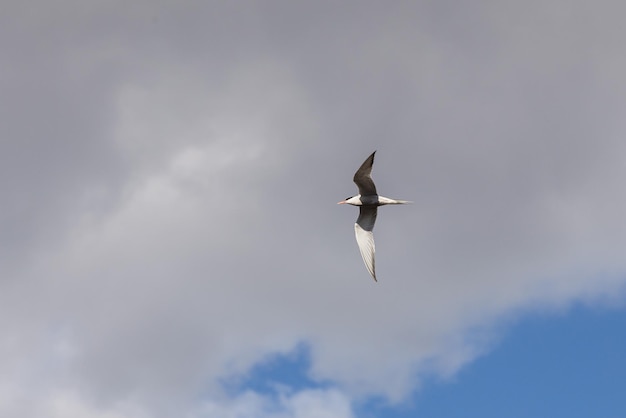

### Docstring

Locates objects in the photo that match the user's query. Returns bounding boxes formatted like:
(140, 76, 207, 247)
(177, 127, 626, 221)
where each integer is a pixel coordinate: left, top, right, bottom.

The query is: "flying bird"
(338, 151, 410, 281)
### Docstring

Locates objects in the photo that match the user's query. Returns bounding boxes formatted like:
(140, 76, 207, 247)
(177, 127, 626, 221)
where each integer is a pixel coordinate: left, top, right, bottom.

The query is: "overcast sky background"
(3, 1, 626, 417)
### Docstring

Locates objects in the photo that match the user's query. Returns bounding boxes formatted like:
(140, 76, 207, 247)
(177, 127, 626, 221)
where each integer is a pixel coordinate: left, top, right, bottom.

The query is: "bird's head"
(337, 195, 362, 206)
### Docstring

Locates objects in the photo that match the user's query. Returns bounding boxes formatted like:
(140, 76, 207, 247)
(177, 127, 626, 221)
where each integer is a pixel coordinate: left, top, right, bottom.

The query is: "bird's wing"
(353, 151, 377, 196)
(355, 206, 377, 281)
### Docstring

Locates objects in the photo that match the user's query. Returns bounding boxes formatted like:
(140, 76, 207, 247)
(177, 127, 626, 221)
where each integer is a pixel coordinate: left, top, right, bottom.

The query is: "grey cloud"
(3, 0, 626, 416)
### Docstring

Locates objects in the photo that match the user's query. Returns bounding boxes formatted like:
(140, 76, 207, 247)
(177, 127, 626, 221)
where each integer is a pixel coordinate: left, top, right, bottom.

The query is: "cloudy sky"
(3, 1, 626, 417)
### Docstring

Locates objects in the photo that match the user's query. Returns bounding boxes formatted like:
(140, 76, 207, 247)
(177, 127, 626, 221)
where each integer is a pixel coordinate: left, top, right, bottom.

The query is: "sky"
(2, 1, 626, 417)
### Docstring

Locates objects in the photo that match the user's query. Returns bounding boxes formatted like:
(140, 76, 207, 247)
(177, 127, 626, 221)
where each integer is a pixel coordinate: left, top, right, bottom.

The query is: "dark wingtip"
(367, 150, 376, 165)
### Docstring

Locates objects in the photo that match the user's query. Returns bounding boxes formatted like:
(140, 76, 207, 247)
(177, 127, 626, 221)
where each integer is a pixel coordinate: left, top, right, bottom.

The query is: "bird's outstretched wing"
(355, 206, 377, 281)
(353, 151, 377, 196)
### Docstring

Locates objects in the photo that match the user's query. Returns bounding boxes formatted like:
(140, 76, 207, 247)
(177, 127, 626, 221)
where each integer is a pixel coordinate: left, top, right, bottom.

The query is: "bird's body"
(338, 151, 410, 281)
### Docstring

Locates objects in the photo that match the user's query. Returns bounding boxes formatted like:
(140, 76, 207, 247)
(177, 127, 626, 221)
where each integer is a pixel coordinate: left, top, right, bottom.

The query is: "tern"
(338, 151, 410, 281)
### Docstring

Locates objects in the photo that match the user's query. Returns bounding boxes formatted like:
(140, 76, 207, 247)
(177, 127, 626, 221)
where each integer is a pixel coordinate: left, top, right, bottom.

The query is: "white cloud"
(0, 385, 354, 418)
(190, 389, 354, 418)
